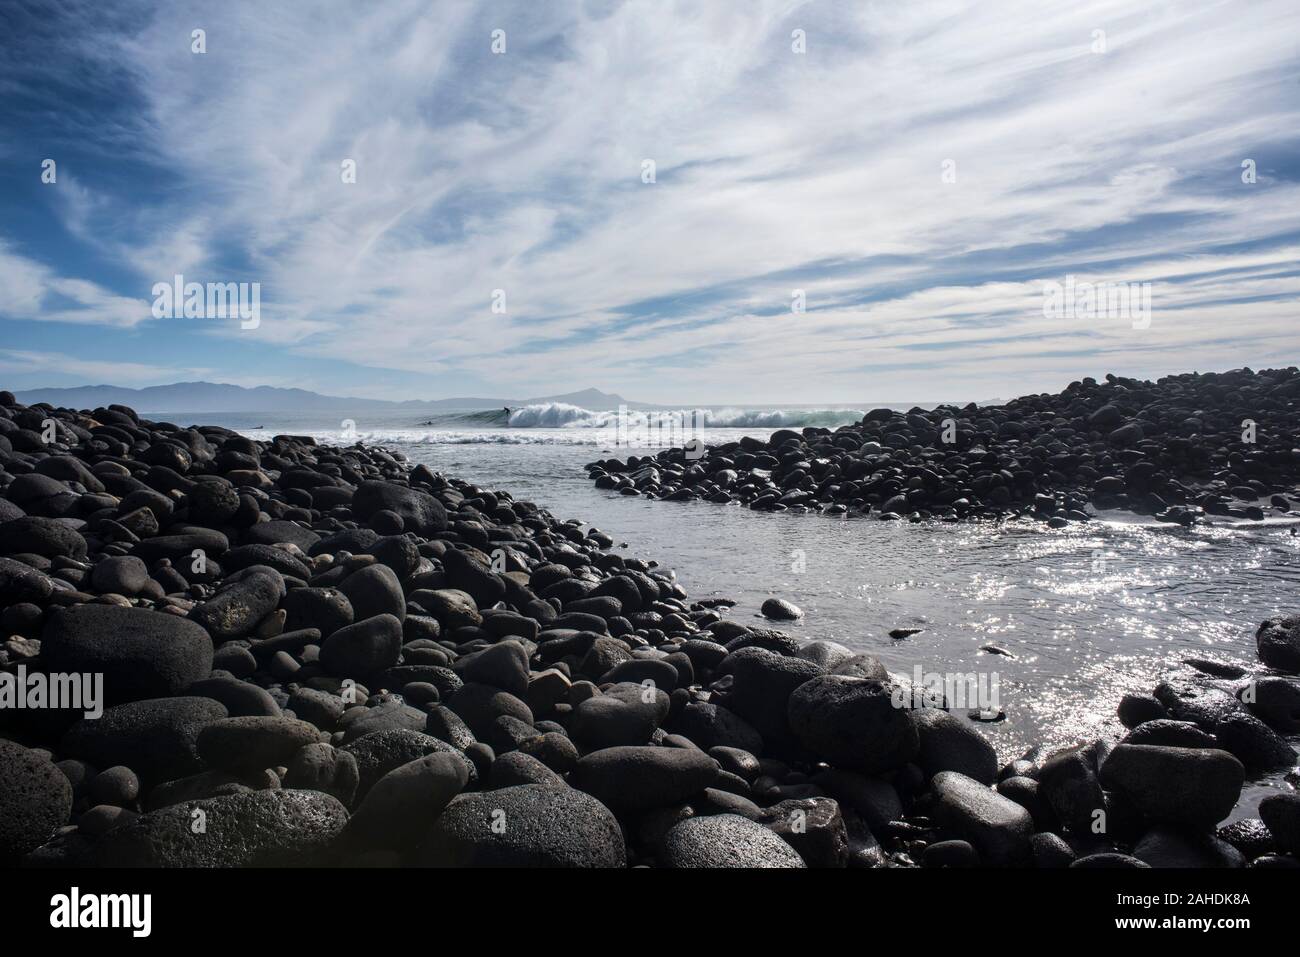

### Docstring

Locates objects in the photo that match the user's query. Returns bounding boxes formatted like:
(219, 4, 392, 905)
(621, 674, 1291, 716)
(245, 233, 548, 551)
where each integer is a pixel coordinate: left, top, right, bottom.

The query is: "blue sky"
(1, 0, 1298, 404)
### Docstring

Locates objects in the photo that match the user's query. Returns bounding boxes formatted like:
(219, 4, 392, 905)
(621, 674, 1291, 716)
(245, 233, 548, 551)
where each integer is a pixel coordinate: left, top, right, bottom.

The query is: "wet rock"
(761, 597, 803, 621)
(1258, 793, 1300, 856)
(910, 707, 998, 785)
(1099, 745, 1243, 828)
(1256, 615, 1300, 673)
(1133, 827, 1246, 868)
(787, 675, 918, 772)
(930, 770, 1034, 866)
(1036, 742, 1107, 835)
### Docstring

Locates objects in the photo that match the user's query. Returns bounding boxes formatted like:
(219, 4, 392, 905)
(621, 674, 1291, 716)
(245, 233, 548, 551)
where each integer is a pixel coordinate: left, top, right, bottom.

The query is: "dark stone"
(930, 770, 1033, 866)
(757, 796, 849, 867)
(344, 752, 470, 849)
(189, 570, 283, 641)
(339, 563, 406, 623)
(353, 481, 448, 535)
(571, 745, 718, 813)
(320, 613, 403, 678)
(422, 784, 626, 867)
(282, 743, 359, 806)
(1256, 615, 1300, 673)
(93, 789, 347, 866)
(61, 697, 228, 786)
(41, 604, 214, 705)
(1099, 745, 1243, 827)
(0, 739, 73, 864)
(787, 675, 918, 772)
(910, 707, 998, 784)
(1258, 793, 1300, 856)
(660, 814, 805, 868)
(196, 716, 322, 774)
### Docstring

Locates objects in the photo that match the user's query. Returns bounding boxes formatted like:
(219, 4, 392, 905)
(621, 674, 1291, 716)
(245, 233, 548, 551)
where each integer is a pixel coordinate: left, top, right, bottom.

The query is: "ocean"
(158, 402, 1300, 821)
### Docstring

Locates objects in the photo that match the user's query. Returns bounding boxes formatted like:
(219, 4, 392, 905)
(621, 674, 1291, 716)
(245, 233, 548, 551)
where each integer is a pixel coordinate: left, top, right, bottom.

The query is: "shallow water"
(213, 415, 1300, 821)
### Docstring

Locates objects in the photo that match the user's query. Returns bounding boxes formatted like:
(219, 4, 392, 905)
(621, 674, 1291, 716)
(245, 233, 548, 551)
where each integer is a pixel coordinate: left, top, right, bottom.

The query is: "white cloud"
(7, 0, 1300, 400)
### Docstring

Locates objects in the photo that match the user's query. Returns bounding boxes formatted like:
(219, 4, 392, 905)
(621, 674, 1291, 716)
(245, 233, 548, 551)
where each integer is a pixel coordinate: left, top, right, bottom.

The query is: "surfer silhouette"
(503, 406, 511, 417)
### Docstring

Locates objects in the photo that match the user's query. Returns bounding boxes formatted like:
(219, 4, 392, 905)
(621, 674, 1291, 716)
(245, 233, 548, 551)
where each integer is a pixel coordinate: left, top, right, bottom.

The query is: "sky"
(0, 0, 1298, 405)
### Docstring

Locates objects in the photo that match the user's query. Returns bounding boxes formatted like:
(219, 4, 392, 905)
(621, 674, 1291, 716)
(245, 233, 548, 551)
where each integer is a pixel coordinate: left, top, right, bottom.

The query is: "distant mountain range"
(14, 382, 650, 414)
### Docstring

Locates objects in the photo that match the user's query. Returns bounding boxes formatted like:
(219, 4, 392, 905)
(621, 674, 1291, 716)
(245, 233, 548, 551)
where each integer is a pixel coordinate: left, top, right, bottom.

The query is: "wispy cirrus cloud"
(0, 0, 1297, 402)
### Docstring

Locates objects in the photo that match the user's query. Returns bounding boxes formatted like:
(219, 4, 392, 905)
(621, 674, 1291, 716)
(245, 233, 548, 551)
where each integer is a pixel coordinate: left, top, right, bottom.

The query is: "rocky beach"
(587, 369, 1300, 527)
(2, 373, 1299, 869)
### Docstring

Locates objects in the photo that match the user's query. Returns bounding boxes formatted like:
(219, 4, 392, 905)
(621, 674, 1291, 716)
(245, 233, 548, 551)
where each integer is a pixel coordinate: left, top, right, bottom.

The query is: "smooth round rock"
(0, 739, 74, 863)
(422, 784, 626, 867)
(92, 788, 347, 866)
(661, 814, 805, 868)
(41, 603, 214, 705)
(197, 716, 323, 774)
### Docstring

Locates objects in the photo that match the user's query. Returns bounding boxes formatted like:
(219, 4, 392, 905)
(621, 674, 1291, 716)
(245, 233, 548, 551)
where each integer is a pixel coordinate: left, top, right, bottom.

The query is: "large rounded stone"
(61, 697, 228, 785)
(453, 641, 530, 697)
(41, 604, 214, 705)
(89, 555, 150, 595)
(910, 707, 998, 785)
(93, 789, 347, 866)
(353, 481, 447, 535)
(197, 716, 323, 774)
(344, 752, 470, 849)
(1258, 793, 1300, 856)
(787, 675, 918, 772)
(320, 613, 403, 678)
(0, 739, 73, 863)
(661, 814, 805, 868)
(0, 516, 87, 559)
(339, 564, 406, 623)
(422, 784, 626, 867)
(720, 647, 822, 744)
(281, 587, 354, 638)
(570, 745, 717, 813)
(342, 728, 476, 801)
(1256, 615, 1300, 673)
(1099, 745, 1244, 827)
(189, 570, 283, 641)
(931, 770, 1034, 866)
(0, 556, 54, 604)
(445, 683, 533, 740)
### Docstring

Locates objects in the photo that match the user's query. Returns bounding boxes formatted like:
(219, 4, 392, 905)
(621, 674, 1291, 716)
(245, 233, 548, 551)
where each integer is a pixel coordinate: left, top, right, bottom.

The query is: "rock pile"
(0, 389, 1296, 868)
(587, 369, 1300, 525)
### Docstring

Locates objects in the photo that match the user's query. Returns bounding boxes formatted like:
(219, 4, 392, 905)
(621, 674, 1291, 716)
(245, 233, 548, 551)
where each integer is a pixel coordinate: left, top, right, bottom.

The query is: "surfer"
(503, 406, 512, 418)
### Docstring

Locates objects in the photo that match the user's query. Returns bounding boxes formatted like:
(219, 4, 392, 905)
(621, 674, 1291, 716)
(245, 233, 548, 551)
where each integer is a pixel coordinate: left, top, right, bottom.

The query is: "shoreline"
(587, 369, 1300, 529)
(0, 388, 1297, 868)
